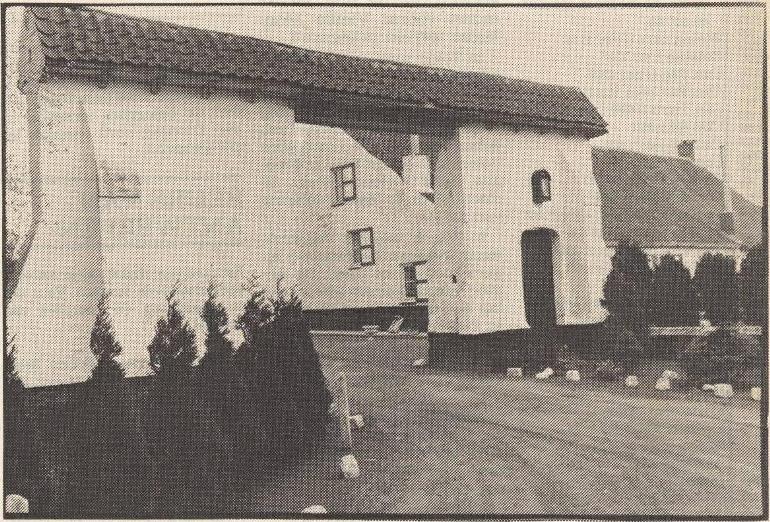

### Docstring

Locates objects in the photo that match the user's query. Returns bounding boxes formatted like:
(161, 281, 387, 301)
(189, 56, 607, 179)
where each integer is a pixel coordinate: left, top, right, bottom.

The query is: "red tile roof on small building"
(25, 5, 608, 137)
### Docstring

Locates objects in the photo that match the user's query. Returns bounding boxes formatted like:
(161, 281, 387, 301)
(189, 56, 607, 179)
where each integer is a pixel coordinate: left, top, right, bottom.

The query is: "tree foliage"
(148, 283, 198, 378)
(199, 281, 235, 367)
(739, 243, 767, 325)
(5, 334, 24, 395)
(601, 241, 653, 331)
(90, 292, 125, 382)
(693, 253, 739, 325)
(648, 255, 699, 326)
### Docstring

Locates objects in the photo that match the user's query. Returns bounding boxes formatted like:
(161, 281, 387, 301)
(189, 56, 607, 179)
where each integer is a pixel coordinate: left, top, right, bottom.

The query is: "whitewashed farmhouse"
(8, 6, 759, 385)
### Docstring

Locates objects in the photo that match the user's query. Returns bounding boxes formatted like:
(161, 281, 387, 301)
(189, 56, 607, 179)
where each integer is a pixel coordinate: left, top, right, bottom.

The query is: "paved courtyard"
(255, 333, 764, 516)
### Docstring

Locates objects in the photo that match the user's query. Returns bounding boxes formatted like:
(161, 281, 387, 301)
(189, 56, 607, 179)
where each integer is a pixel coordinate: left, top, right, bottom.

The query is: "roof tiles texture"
(27, 6, 607, 136)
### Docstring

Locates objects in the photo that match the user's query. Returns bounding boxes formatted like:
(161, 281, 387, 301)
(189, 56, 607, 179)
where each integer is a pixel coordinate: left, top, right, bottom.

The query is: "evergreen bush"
(648, 255, 699, 326)
(739, 243, 767, 325)
(147, 283, 198, 378)
(90, 292, 125, 382)
(601, 241, 653, 333)
(693, 253, 739, 325)
(680, 325, 762, 387)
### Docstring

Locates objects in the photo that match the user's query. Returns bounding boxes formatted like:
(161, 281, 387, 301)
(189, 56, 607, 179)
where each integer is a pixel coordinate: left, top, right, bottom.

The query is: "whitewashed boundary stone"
(625, 375, 639, 388)
(655, 377, 671, 391)
(340, 454, 360, 479)
(702, 384, 715, 392)
(543, 367, 554, 377)
(751, 387, 762, 401)
(5, 494, 29, 514)
(662, 370, 680, 380)
(412, 358, 427, 367)
(350, 414, 365, 429)
(332, 373, 353, 449)
(713, 383, 734, 398)
(565, 370, 580, 382)
(302, 505, 328, 514)
(506, 367, 523, 378)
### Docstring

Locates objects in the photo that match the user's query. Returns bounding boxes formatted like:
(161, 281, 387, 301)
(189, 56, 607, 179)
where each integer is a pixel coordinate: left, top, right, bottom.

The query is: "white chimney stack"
(402, 134, 432, 195)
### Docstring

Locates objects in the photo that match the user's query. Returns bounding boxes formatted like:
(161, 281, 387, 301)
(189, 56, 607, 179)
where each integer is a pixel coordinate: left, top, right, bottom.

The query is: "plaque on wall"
(98, 161, 141, 198)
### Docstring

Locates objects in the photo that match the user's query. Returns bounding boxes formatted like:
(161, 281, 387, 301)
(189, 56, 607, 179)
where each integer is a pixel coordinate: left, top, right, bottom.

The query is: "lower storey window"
(351, 228, 375, 267)
(404, 261, 428, 302)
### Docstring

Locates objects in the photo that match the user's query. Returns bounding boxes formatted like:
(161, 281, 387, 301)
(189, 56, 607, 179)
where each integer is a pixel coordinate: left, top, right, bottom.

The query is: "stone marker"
(506, 367, 523, 378)
(302, 505, 328, 514)
(412, 358, 427, 367)
(702, 384, 715, 392)
(713, 383, 734, 398)
(751, 387, 762, 401)
(565, 370, 580, 382)
(340, 454, 360, 479)
(662, 370, 680, 380)
(332, 373, 353, 449)
(350, 414, 365, 429)
(5, 494, 29, 514)
(543, 367, 554, 377)
(655, 377, 671, 391)
(535, 371, 549, 380)
(625, 375, 639, 388)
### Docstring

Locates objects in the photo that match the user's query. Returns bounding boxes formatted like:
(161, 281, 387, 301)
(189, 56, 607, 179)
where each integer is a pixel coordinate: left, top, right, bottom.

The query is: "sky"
(6, 5, 766, 204)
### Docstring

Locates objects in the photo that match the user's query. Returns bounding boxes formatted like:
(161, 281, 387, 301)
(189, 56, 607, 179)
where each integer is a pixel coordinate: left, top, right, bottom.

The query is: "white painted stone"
(412, 358, 427, 367)
(713, 383, 734, 398)
(662, 370, 680, 380)
(350, 414, 365, 429)
(565, 370, 580, 382)
(506, 367, 523, 378)
(5, 494, 29, 514)
(655, 377, 671, 391)
(702, 384, 715, 392)
(340, 454, 360, 479)
(543, 367, 554, 377)
(751, 387, 762, 401)
(625, 375, 639, 388)
(302, 505, 328, 514)
(535, 371, 549, 380)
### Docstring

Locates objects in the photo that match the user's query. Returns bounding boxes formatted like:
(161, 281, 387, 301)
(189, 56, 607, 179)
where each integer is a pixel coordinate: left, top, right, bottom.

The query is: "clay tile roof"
(26, 5, 608, 137)
(592, 147, 762, 249)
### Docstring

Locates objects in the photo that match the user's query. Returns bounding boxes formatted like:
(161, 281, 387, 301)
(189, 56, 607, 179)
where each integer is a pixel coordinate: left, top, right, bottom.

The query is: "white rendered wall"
(297, 124, 437, 310)
(11, 78, 299, 383)
(430, 124, 610, 336)
(7, 89, 105, 386)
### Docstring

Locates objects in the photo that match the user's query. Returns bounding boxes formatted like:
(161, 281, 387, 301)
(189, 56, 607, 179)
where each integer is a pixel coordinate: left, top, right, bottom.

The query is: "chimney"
(677, 140, 695, 161)
(402, 134, 433, 195)
(718, 144, 735, 233)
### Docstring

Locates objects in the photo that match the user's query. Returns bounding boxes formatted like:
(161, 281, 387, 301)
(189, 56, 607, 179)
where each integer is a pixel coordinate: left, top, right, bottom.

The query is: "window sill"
(349, 263, 374, 270)
(401, 300, 428, 306)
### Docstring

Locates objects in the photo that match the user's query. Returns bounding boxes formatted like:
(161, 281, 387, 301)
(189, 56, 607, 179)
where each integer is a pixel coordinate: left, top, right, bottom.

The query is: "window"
(332, 163, 356, 205)
(532, 170, 551, 204)
(404, 261, 428, 302)
(350, 228, 375, 267)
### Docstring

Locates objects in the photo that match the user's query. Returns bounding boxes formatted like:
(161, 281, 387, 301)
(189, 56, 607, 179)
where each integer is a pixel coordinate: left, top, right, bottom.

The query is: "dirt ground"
(242, 334, 764, 516)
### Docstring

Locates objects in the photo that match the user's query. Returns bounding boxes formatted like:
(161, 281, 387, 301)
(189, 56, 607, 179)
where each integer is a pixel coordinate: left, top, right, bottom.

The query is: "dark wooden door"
(521, 229, 557, 328)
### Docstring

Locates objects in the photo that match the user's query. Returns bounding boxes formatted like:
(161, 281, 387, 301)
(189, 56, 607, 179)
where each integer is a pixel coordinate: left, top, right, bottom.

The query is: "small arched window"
(532, 170, 551, 204)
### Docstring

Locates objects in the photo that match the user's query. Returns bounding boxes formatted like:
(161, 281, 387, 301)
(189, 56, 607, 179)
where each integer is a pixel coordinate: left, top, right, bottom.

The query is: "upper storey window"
(332, 163, 356, 206)
(532, 170, 551, 204)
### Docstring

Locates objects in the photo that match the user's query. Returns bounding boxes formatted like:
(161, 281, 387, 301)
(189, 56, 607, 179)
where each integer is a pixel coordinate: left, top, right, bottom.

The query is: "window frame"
(332, 163, 357, 206)
(350, 227, 375, 268)
(531, 169, 552, 204)
(403, 260, 429, 302)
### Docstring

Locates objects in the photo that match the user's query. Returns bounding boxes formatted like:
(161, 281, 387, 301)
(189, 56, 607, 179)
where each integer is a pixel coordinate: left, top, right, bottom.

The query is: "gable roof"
(592, 147, 761, 249)
(24, 6, 607, 138)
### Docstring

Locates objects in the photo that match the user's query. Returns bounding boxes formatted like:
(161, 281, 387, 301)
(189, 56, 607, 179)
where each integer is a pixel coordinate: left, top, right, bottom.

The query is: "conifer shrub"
(693, 253, 739, 325)
(601, 241, 653, 333)
(148, 283, 198, 379)
(234, 278, 331, 465)
(739, 243, 767, 325)
(648, 255, 699, 326)
(90, 292, 126, 382)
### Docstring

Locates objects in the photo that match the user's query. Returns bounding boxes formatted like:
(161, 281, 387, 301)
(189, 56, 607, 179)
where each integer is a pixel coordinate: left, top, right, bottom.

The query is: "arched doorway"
(521, 229, 562, 328)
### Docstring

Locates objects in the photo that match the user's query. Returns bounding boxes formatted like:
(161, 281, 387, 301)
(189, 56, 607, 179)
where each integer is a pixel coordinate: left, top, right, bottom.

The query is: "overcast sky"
(8, 5, 766, 204)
